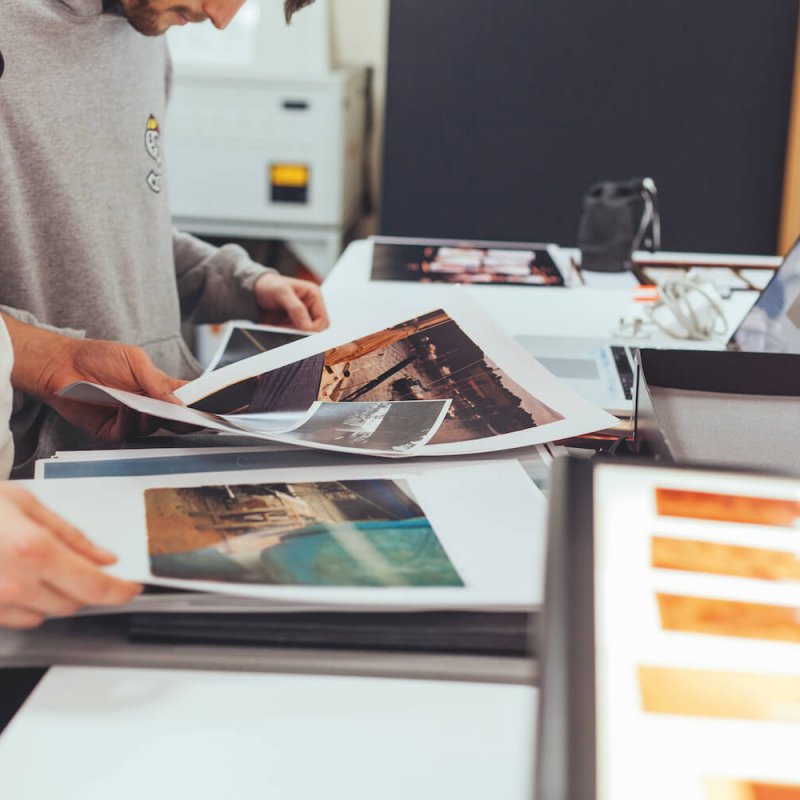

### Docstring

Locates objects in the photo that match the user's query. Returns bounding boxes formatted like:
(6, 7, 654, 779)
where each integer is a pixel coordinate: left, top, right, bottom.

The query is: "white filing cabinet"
(165, 67, 368, 276)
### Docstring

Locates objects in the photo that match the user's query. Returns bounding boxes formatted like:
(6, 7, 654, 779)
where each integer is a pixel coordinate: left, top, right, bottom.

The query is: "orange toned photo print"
(639, 665, 800, 722)
(654, 488, 800, 527)
(705, 777, 800, 800)
(652, 537, 800, 582)
(657, 594, 800, 645)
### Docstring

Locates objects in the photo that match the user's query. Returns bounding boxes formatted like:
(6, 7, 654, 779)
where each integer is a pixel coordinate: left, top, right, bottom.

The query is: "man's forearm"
(172, 228, 271, 324)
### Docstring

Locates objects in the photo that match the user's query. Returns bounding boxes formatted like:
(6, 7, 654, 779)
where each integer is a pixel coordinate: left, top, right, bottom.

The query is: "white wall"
(330, 0, 390, 228)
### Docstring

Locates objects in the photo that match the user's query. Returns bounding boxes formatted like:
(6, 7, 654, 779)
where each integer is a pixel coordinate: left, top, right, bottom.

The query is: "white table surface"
(323, 240, 765, 350)
(0, 666, 537, 800)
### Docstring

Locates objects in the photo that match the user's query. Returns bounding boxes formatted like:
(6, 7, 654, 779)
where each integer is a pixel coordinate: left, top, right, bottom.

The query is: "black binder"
(127, 609, 535, 656)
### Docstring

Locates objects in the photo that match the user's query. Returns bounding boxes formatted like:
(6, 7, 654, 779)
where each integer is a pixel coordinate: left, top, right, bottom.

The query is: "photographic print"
(370, 237, 565, 286)
(144, 479, 463, 587)
(657, 594, 800, 645)
(652, 536, 800, 582)
(269, 400, 449, 454)
(212, 326, 307, 371)
(638, 665, 800, 722)
(190, 309, 564, 445)
(655, 487, 800, 528)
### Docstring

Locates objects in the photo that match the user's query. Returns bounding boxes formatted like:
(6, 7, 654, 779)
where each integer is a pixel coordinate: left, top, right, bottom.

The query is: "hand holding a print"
(253, 273, 329, 332)
(3, 314, 187, 442)
(0, 484, 140, 629)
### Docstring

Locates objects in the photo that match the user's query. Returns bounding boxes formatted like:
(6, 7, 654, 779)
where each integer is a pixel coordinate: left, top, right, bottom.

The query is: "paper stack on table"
(33, 292, 617, 620)
(22, 460, 547, 614)
(60, 293, 616, 458)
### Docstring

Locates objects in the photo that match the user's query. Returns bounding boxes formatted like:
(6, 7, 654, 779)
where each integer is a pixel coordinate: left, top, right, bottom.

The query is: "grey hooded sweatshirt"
(0, 0, 271, 472)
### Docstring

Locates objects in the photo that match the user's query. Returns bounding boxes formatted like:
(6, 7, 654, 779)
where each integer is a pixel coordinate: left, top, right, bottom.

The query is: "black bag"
(577, 177, 660, 272)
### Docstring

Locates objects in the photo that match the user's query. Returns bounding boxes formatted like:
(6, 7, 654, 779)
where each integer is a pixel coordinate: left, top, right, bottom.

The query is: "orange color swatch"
(655, 488, 800, 528)
(705, 777, 800, 800)
(657, 594, 800, 645)
(652, 537, 800, 582)
(639, 665, 800, 722)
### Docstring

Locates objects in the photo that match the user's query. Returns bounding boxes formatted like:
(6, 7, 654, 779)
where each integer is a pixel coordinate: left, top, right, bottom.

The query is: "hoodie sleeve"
(172, 228, 276, 325)
(0, 305, 85, 339)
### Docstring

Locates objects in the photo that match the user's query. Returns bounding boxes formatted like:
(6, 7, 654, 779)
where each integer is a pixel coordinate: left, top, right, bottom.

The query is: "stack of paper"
(61, 294, 616, 458)
(23, 460, 546, 615)
(35, 294, 613, 629)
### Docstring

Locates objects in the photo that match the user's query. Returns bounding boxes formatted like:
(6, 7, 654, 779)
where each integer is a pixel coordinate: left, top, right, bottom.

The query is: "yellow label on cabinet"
(270, 164, 309, 188)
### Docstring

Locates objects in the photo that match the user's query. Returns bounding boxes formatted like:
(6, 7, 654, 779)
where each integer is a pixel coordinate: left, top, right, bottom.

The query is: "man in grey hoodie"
(0, 0, 325, 474)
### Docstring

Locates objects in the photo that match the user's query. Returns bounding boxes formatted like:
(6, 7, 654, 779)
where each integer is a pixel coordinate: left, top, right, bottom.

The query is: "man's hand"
(253, 273, 329, 332)
(0, 485, 141, 629)
(4, 314, 187, 442)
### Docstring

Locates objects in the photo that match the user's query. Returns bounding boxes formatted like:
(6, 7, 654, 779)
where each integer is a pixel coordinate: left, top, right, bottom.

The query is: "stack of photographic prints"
(369, 236, 566, 287)
(179, 296, 616, 455)
(592, 463, 800, 799)
(60, 297, 616, 456)
(22, 460, 547, 611)
(190, 309, 563, 446)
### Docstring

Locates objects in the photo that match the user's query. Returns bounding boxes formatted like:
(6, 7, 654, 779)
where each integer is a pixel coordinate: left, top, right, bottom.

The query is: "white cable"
(646, 276, 728, 340)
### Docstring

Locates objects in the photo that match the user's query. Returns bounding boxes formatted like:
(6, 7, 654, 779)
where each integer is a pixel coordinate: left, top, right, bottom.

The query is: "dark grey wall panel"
(380, 0, 798, 253)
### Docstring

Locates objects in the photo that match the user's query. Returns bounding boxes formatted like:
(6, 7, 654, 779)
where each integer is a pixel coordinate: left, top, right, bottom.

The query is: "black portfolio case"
(633, 348, 800, 470)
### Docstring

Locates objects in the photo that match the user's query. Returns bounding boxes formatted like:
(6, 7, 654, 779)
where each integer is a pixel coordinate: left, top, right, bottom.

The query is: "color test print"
(652, 536, 800, 582)
(705, 777, 800, 800)
(191, 309, 563, 445)
(657, 594, 800, 645)
(145, 479, 463, 587)
(655, 488, 800, 527)
(638, 665, 800, 722)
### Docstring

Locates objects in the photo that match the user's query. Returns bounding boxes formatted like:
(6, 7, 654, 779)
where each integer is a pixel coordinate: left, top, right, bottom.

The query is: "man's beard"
(118, 0, 164, 36)
(119, 1, 203, 37)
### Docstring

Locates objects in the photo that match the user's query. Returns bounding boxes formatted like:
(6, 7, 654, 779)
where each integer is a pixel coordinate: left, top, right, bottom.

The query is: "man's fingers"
(0, 576, 82, 619)
(12, 525, 142, 608)
(47, 547, 142, 608)
(0, 563, 83, 619)
(23, 498, 117, 566)
(254, 273, 329, 331)
(0, 606, 46, 630)
(85, 406, 140, 443)
(89, 407, 160, 442)
(280, 289, 313, 330)
(305, 291, 329, 330)
(47, 398, 118, 441)
(292, 282, 328, 330)
(48, 399, 150, 444)
(0, 500, 141, 617)
(126, 349, 187, 403)
(131, 411, 162, 439)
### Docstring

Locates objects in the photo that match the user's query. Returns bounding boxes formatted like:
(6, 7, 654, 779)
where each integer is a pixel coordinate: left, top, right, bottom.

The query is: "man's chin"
(125, 14, 169, 37)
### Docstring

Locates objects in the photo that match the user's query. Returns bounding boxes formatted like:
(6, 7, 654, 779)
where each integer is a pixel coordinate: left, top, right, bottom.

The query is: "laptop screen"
(732, 238, 800, 352)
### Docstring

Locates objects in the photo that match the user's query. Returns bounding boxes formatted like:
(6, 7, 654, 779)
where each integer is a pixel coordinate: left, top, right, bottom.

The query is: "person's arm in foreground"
(0, 314, 182, 627)
(0, 484, 141, 628)
(2, 312, 186, 441)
